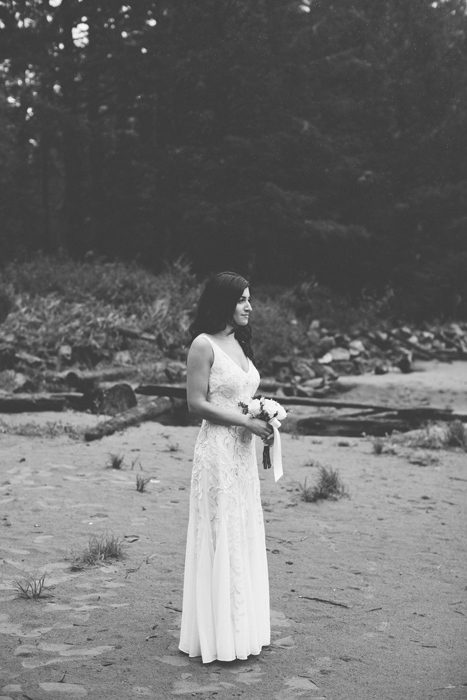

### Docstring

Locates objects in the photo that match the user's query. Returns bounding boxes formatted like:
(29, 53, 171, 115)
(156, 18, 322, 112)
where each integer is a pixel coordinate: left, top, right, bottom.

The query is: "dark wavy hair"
(188, 271, 254, 361)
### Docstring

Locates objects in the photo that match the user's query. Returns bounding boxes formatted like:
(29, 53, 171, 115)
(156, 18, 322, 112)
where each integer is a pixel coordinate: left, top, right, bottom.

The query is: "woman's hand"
(245, 416, 273, 441)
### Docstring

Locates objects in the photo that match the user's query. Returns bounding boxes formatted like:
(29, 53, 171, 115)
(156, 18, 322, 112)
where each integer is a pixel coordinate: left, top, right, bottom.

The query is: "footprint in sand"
(0, 546, 30, 556)
(39, 682, 87, 695)
(270, 609, 292, 628)
(273, 635, 296, 649)
(1, 684, 22, 693)
(228, 666, 263, 685)
(172, 679, 236, 695)
(12, 640, 115, 669)
(274, 676, 324, 700)
(0, 614, 54, 638)
(155, 655, 190, 667)
(21, 657, 67, 669)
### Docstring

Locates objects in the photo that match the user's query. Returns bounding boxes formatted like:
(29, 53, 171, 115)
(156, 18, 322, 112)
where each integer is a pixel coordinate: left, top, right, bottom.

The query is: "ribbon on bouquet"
(268, 417, 283, 482)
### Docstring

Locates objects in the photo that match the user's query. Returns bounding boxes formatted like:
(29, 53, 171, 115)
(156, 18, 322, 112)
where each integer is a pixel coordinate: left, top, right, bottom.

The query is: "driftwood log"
(44, 367, 139, 386)
(0, 394, 68, 413)
(84, 397, 173, 442)
(135, 383, 464, 416)
(396, 336, 455, 361)
(296, 415, 424, 437)
(132, 383, 467, 437)
(135, 383, 187, 399)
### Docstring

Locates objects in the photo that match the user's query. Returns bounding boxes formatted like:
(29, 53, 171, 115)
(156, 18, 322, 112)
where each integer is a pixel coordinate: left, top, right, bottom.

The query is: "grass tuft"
(70, 534, 126, 570)
(299, 466, 349, 503)
(136, 474, 152, 492)
(106, 453, 125, 470)
(444, 420, 467, 451)
(0, 419, 83, 440)
(389, 422, 467, 451)
(371, 437, 385, 455)
(13, 573, 49, 599)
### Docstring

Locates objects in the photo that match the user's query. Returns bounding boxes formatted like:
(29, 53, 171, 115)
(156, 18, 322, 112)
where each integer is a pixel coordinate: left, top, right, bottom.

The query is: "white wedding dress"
(179, 334, 270, 663)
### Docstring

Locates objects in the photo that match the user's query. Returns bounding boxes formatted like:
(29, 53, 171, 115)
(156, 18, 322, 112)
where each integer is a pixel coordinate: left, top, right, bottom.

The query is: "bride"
(179, 271, 273, 663)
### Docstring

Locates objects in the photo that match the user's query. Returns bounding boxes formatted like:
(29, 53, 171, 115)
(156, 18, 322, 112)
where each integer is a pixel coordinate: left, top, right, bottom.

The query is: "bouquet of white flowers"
(239, 396, 288, 480)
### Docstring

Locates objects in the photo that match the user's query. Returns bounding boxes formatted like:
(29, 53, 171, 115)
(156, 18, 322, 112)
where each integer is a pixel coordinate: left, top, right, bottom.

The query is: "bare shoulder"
(188, 335, 214, 364)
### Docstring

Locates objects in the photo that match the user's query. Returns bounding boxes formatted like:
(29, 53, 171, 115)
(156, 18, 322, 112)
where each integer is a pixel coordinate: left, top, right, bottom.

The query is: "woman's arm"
(187, 336, 272, 440)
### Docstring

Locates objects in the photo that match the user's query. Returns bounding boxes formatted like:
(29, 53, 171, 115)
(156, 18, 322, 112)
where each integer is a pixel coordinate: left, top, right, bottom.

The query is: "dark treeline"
(1, 0, 467, 316)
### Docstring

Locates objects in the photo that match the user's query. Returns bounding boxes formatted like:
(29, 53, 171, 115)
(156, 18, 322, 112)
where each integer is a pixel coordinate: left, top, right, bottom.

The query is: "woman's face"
(232, 287, 252, 326)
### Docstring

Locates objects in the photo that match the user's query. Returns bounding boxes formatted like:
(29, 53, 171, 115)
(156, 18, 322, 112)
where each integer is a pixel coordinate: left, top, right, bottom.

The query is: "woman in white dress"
(179, 271, 273, 664)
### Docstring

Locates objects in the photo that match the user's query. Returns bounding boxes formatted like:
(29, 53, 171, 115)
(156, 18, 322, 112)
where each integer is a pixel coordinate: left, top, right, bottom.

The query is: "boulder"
(307, 329, 321, 344)
(314, 336, 335, 358)
(349, 339, 365, 356)
(91, 383, 138, 416)
(317, 352, 333, 364)
(165, 361, 187, 382)
(291, 359, 316, 381)
(271, 357, 294, 383)
(330, 347, 351, 362)
(334, 334, 351, 348)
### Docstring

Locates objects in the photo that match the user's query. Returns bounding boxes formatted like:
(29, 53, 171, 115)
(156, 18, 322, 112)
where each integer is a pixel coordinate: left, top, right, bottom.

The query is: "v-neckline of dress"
(205, 335, 250, 375)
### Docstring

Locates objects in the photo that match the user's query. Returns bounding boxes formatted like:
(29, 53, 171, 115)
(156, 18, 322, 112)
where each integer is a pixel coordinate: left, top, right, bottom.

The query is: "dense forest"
(1, 0, 467, 317)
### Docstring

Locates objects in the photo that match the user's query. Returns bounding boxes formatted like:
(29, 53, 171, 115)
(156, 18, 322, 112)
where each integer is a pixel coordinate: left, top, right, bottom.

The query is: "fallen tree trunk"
(135, 381, 296, 398)
(395, 336, 454, 362)
(84, 397, 173, 441)
(45, 367, 138, 386)
(263, 395, 458, 418)
(135, 384, 187, 399)
(0, 394, 67, 413)
(296, 415, 412, 437)
(133, 384, 467, 422)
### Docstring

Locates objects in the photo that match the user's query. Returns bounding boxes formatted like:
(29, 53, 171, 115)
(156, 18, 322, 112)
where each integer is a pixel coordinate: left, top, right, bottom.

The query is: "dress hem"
(178, 645, 267, 664)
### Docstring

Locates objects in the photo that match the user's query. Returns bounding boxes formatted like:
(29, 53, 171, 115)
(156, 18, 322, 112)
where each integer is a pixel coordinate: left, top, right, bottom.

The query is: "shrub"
(136, 474, 152, 492)
(390, 421, 458, 450)
(299, 467, 349, 503)
(70, 534, 126, 570)
(0, 419, 83, 440)
(0, 285, 13, 323)
(106, 453, 125, 470)
(371, 437, 385, 455)
(1, 257, 201, 364)
(13, 573, 49, 599)
(445, 420, 467, 451)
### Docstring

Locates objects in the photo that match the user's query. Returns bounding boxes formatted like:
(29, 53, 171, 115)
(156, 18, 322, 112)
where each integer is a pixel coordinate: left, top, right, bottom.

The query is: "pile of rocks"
(268, 320, 467, 391)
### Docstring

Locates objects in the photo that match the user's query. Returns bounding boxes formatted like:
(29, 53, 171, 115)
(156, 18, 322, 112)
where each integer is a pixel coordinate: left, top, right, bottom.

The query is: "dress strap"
(198, 334, 218, 362)
(198, 333, 216, 349)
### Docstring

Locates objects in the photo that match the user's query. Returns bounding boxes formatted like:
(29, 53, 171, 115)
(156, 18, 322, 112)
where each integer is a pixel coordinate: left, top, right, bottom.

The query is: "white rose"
(275, 405, 287, 421)
(248, 398, 262, 417)
(262, 398, 280, 419)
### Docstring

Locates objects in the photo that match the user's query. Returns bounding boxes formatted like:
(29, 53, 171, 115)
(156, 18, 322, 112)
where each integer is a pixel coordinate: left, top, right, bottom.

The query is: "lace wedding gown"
(179, 334, 270, 663)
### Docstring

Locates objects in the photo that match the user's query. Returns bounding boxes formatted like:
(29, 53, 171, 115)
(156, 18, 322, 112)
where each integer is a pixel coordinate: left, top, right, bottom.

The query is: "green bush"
(0, 257, 201, 364)
(0, 285, 13, 324)
(0, 256, 393, 371)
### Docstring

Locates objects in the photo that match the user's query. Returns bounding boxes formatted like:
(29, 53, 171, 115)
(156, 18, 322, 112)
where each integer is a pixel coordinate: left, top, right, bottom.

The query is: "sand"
(0, 361, 466, 700)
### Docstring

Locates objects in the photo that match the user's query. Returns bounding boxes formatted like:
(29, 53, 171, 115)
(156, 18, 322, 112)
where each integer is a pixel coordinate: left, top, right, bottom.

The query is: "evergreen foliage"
(1, 0, 467, 317)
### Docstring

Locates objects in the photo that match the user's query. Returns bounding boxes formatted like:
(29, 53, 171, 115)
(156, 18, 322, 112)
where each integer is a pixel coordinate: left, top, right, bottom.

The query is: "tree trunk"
(59, 1, 86, 258)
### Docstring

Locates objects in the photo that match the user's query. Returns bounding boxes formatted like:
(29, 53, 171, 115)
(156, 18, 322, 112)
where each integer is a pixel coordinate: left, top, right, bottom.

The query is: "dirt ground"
(0, 361, 466, 700)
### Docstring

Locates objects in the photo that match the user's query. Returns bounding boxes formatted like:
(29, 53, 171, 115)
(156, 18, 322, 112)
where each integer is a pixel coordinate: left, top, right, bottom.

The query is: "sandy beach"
(0, 361, 466, 700)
